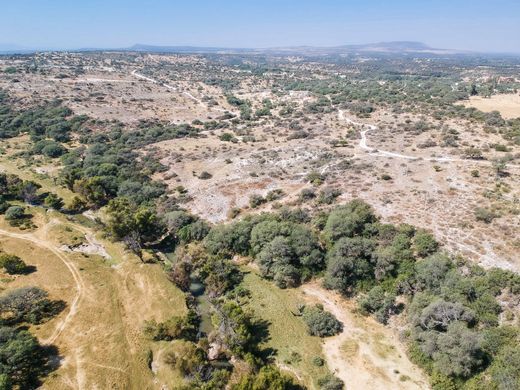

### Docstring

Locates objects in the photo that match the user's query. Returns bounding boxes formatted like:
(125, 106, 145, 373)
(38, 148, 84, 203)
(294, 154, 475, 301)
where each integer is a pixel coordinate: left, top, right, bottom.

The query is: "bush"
(474, 208, 497, 224)
(44, 193, 64, 210)
(198, 171, 212, 180)
(358, 286, 396, 324)
(4, 206, 24, 221)
(231, 365, 300, 390)
(0, 327, 48, 388)
(318, 187, 341, 204)
(0, 287, 65, 325)
(317, 374, 344, 390)
(249, 194, 266, 208)
(299, 188, 316, 202)
(0, 254, 27, 275)
(413, 230, 439, 257)
(302, 304, 343, 337)
(324, 236, 375, 291)
(323, 199, 377, 242)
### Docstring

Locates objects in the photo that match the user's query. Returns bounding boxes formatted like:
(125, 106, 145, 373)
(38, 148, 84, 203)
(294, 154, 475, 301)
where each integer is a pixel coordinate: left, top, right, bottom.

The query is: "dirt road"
(302, 283, 429, 390)
(0, 226, 84, 345)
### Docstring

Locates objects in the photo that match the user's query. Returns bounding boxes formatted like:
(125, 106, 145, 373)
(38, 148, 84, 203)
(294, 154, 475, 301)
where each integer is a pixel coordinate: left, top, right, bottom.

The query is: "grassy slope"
(241, 271, 330, 389)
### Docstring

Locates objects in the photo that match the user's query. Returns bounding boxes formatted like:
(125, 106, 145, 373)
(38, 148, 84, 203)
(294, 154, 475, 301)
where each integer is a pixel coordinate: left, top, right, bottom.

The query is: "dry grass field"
(461, 93, 520, 119)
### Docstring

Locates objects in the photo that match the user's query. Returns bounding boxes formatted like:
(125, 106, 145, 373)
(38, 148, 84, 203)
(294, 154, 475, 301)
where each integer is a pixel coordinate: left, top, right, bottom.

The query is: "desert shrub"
(198, 171, 212, 180)
(306, 171, 326, 186)
(317, 374, 344, 390)
(249, 194, 266, 208)
(474, 208, 497, 224)
(298, 188, 316, 202)
(302, 304, 342, 337)
(266, 189, 285, 201)
(317, 187, 341, 204)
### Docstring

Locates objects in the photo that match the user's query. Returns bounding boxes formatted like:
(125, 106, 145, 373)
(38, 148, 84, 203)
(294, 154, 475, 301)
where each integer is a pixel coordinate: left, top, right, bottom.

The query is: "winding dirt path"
(132, 68, 235, 115)
(339, 109, 519, 167)
(0, 226, 84, 345)
(302, 283, 429, 390)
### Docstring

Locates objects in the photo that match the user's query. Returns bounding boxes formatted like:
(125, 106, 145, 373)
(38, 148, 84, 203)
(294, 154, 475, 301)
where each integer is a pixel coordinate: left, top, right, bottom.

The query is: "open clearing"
(460, 93, 520, 119)
(0, 212, 187, 389)
(302, 283, 429, 390)
(242, 270, 428, 390)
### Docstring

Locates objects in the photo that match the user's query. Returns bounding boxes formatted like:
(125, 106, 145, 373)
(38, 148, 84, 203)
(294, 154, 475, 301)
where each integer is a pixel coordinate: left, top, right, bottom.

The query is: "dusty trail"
(0, 226, 84, 345)
(302, 283, 429, 390)
(339, 109, 519, 167)
(131, 68, 235, 115)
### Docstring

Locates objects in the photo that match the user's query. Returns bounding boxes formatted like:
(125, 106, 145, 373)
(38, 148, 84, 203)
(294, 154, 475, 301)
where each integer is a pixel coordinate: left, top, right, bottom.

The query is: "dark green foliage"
(106, 197, 166, 259)
(324, 236, 375, 292)
(231, 365, 302, 390)
(33, 140, 66, 157)
(302, 305, 342, 337)
(0, 254, 28, 275)
(143, 310, 199, 341)
(200, 257, 242, 297)
(43, 193, 64, 210)
(0, 287, 65, 326)
(323, 199, 377, 242)
(4, 206, 24, 221)
(413, 230, 439, 257)
(358, 286, 396, 324)
(0, 327, 50, 389)
(213, 300, 256, 357)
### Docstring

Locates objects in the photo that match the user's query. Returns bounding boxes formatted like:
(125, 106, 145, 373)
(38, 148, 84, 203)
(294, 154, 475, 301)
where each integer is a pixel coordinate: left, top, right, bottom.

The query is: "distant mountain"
(0, 41, 475, 56)
(125, 41, 466, 56)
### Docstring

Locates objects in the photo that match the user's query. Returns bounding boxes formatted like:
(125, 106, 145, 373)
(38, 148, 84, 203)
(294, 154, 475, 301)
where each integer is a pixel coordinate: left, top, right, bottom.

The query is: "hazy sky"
(2, 0, 519, 52)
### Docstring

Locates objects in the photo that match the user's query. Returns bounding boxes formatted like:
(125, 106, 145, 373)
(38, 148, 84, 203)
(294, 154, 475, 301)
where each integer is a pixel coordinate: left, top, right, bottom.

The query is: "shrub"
(4, 206, 24, 221)
(413, 230, 439, 258)
(358, 286, 396, 324)
(324, 236, 375, 291)
(323, 199, 377, 242)
(0, 254, 27, 275)
(198, 171, 212, 180)
(0, 287, 64, 325)
(317, 374, 344, 390)
(302, 304, 343, 337)
(44, 193, 64, 210)
(474, 208, 497, 224)
(299, 188, 316, 202)
(249, 194, 266, 208)
(318, 187, 341, 204)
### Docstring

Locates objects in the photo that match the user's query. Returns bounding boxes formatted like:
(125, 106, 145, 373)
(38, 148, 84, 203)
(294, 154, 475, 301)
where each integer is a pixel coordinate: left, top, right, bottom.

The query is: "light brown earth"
(460, 93, 520, 119)
(302, 283, 429, 390)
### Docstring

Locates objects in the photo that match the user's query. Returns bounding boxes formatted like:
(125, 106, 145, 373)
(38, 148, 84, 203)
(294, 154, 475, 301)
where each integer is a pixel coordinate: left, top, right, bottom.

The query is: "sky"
(1, 0, 520, 53)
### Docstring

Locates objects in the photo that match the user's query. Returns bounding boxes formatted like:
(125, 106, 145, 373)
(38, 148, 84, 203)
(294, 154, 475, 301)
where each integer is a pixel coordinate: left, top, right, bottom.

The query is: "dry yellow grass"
(461, 93, 520, 119)
(0, 210, 187, 389)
